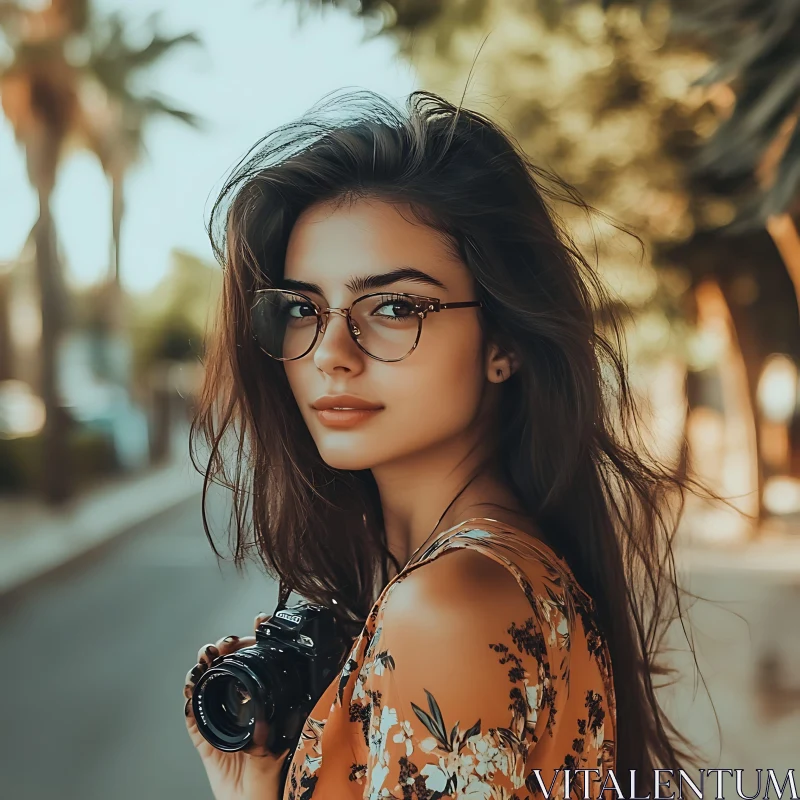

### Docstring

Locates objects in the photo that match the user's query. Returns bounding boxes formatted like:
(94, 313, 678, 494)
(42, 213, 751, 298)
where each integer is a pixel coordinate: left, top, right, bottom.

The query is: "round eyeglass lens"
(251, 290, 319, 360)
(350, 293, 421, 361)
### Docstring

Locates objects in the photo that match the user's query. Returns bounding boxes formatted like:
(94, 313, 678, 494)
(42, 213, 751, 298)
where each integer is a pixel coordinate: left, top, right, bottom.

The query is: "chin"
(317, 449, 378, 472)
(313, 432, 381, 472)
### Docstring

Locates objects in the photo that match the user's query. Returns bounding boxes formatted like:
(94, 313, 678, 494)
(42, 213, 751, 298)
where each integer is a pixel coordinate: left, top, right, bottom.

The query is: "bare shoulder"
(381, 544, 534, 636)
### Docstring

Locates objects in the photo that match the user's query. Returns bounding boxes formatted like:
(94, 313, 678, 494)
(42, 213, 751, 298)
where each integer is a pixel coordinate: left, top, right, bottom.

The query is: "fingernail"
(190, 664, 204, 681)
(204, 645, 218, 660)
(184, 698, 192, 717)
(223, 635, 239, 643)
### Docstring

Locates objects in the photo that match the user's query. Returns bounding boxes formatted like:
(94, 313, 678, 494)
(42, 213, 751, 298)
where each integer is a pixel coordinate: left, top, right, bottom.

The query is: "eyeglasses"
(251, 288, 483, 362)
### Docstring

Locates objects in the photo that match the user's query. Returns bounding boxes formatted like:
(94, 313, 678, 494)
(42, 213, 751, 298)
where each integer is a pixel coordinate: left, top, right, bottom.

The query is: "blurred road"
(2, 494, 800, 799)
(663, 564, 800, 777)
(0, 491, 279, 800)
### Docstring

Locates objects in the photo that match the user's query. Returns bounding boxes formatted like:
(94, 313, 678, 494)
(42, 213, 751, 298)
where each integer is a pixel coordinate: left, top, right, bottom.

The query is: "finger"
(213, 633, 256, 657)
(254, 611, 271, 630)
(184, 697, 200, 739)
(196, 643, 220, 666)
(184, 661, 208, 699)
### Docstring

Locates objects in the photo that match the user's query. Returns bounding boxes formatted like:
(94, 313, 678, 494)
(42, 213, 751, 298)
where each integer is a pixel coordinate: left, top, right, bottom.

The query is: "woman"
(183, 90, 706, 800)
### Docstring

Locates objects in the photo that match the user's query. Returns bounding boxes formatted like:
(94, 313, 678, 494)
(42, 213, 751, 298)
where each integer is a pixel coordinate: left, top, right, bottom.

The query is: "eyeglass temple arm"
(436, 300, 483, 310)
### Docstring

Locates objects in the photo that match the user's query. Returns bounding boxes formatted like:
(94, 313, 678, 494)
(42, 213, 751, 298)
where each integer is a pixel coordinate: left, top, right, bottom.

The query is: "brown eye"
(371, 296, 417, 320)
(287, 302, 317, 319)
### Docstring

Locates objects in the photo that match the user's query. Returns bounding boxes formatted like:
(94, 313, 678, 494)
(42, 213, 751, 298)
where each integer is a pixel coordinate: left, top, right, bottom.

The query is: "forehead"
(283, 197, 470, 293)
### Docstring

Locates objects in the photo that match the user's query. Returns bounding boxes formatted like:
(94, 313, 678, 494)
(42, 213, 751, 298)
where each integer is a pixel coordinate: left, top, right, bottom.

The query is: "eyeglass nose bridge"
(318, 306, 362, 338)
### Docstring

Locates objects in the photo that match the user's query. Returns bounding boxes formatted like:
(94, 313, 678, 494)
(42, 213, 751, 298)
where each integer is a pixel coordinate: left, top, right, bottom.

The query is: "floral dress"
(283, 517, 616, 800)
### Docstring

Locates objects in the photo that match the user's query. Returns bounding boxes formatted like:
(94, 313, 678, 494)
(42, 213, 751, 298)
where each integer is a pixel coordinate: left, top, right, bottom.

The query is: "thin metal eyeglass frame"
(251, 288, 483, 363)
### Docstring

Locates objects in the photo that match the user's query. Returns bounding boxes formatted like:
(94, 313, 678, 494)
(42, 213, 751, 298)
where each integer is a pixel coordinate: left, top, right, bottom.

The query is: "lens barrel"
(192, 655, 276, 752)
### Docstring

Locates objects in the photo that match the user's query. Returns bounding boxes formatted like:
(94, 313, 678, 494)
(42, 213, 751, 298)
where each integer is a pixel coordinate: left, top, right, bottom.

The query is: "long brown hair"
(191, 89, 730, 790)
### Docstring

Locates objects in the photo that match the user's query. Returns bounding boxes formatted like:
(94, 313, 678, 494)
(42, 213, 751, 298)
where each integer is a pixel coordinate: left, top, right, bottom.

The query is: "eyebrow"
(279, 266, 447, 297)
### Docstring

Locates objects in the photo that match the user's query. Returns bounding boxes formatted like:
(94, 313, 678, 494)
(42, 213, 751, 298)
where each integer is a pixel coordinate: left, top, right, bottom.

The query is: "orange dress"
(283, 518, 617, 800)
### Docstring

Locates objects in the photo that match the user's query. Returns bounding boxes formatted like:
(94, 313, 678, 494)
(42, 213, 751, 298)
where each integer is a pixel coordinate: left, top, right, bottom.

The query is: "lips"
(314, 408, 382, 428)
(311, 395, 384, 411)
(311, 395, 384, 429)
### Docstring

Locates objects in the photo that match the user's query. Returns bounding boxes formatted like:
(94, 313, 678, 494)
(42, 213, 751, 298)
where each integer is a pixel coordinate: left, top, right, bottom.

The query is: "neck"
(371, 434, 527, 572)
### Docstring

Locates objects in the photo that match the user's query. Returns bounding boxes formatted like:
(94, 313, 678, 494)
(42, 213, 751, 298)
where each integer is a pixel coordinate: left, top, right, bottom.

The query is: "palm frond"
(282, 0, 447, 35)
(583, 0, 800, 226)
(131, 93, 202, 129)
(82, 11, 203, 141)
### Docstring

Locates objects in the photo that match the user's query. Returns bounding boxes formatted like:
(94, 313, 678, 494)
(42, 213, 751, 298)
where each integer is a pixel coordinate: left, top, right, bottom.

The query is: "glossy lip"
(311, 395, 384, 430)
(314, 408, 383, 428)
(311, 394, 384, 411)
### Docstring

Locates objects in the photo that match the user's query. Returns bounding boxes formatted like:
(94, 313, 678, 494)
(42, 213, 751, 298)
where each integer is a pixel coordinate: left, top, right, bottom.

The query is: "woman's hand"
(183, 613, 292, 800)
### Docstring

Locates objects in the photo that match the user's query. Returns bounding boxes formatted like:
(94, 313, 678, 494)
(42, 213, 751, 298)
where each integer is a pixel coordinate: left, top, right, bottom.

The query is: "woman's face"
(281, 197, 505, 472)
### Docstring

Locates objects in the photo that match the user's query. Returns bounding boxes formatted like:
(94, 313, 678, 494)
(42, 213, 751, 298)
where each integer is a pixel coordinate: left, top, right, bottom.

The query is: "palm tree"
(82, 13, 201, 288)
(592, 0, 800, 306)
(0, 0, 87, 502)
(0, 1, 200, 500)
(78, 14, 201, 389)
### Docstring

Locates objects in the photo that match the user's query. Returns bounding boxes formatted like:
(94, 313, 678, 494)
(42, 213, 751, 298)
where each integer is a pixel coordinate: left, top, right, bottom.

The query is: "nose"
(312, 309, 365, 375)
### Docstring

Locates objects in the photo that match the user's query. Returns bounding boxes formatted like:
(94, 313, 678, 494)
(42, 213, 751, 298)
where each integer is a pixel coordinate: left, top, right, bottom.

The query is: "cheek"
(283, 362, 315, 421)
(389, 339, 485, 433)
(361, 326, 487, 466)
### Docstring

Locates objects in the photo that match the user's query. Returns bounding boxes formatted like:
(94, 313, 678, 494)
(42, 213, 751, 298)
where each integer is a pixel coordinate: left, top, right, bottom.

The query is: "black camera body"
(191, 601, 352, 759)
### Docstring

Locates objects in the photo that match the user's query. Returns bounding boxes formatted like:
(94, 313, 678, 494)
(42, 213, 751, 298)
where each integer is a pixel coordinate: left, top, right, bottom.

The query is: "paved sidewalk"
(0, 457, 203, 597)
(676, 532, 800, 573)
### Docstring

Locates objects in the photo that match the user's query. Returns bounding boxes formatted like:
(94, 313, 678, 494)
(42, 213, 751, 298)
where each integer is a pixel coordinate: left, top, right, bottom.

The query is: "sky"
(0, 0, 418, 293)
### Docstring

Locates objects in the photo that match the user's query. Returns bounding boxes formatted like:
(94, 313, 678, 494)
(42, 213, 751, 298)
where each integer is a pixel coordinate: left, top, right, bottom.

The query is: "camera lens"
(192, 658, 275, 751)
(204, 675, 253, 736)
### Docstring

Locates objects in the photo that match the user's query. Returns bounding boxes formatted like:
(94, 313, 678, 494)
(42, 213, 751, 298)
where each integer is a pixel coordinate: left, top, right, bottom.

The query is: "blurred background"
(1, 0, 799, 797)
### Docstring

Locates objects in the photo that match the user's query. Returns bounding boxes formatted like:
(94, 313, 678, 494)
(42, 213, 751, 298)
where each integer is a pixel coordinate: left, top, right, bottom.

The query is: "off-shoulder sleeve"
(351, 546, 559, 800)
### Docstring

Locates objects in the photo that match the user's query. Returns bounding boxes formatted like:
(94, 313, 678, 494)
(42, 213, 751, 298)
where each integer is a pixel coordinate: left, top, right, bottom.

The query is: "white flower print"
(367, 762, 390, 800)
(462, 781, 494, 800)
(420, 761, 450, 794)
(352, 676, 367, 703)
(304, 754, 322, 774)
(379, 704, 398, 737)
(486, 785, 517, 799)
(365, 625, 383, 660)
(526, 682, 541, 727)
(372, 649, 396, 677)
(419, 736, 439, 754)
(593, 721, 604, 750)
(556, 613, 569, 646)
(418, 748, 492, 796)
(391, 719, 414, 757)
(467, 732, 510, 778)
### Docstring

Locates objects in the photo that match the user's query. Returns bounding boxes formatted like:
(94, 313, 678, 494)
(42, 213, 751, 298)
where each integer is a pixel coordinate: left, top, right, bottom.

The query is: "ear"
(486, 341, 518, 384)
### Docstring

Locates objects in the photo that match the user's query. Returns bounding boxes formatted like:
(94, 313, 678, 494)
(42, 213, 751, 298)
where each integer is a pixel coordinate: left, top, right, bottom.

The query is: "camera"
(191, 601, 352, 757)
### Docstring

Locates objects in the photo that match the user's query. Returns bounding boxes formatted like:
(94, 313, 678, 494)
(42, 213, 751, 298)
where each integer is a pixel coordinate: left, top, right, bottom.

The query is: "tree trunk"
(111, 174, 123, 286)
(716, 282, 767, 524)
(687, 279, 762, 536)
(97, 172, 131, 389)
(766, 214, 800, 313)
(34, 186, 72, 504)
(0, 272, 12, 381)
